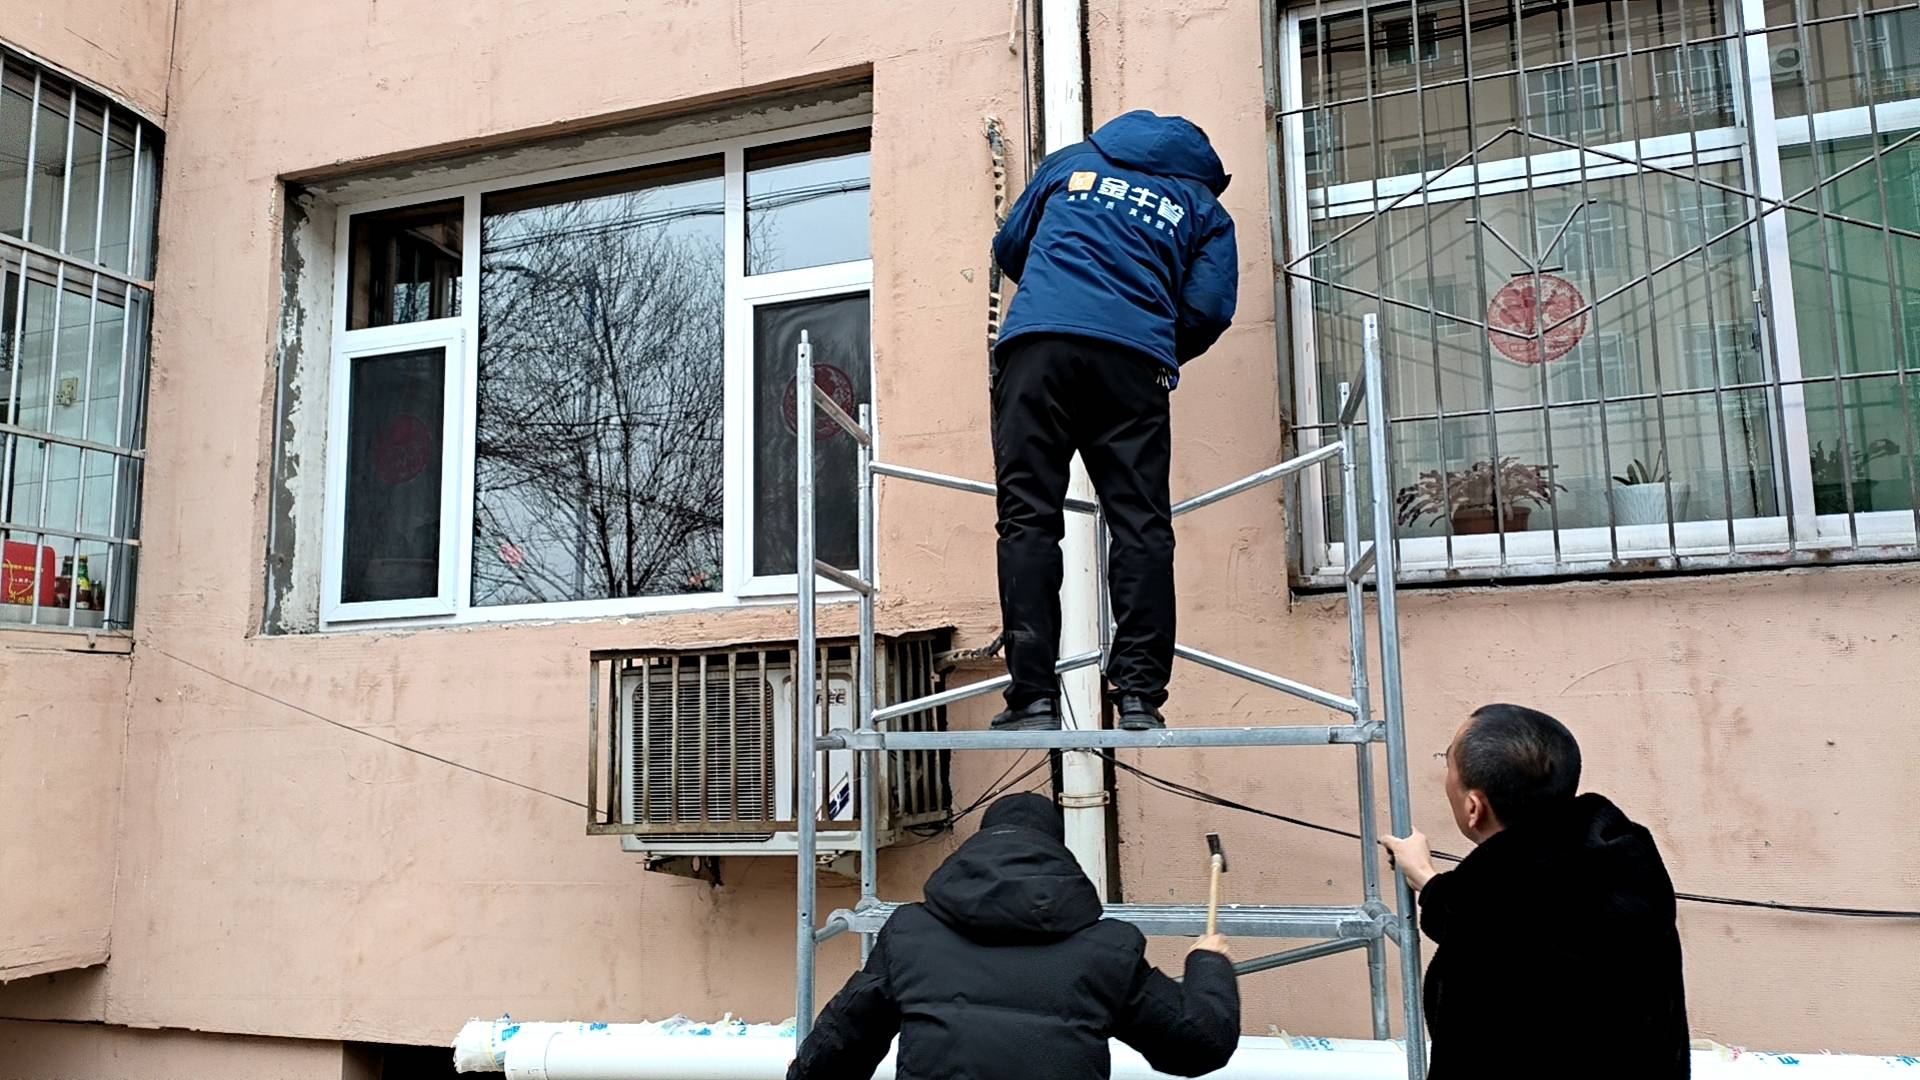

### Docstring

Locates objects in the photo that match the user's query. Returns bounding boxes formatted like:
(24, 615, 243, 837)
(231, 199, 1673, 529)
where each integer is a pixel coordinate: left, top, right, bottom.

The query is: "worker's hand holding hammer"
(1189, 933, 1232, 960)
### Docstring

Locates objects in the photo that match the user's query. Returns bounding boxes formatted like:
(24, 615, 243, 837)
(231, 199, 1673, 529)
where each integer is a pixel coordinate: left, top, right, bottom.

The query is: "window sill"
(1309, 512, 1920, 587)
(0, 623, 134, 654)
(314, 585, 854, 634)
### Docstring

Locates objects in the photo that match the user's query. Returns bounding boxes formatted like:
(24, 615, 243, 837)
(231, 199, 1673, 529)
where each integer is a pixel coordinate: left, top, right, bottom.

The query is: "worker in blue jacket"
(989, 110, 1238, 733)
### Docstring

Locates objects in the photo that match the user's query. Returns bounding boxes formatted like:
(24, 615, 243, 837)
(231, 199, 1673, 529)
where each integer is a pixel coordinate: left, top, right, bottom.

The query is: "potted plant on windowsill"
(1395, 457, 1564, 535)
(1608, 452, 1688, 526)
(1811, 438, 1902, 514)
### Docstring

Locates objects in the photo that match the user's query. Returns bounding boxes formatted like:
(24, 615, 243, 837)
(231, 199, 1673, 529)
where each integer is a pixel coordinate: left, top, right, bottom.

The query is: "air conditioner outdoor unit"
(588, 633, 952, 861)
(1770, 42, 1804, 82)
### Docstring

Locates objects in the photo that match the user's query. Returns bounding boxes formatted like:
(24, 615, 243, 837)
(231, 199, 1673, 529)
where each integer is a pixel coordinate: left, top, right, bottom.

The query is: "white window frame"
(321, 116, 874, 627)
(318, 319, 467, 623)
(1276, 0, 1920, 581)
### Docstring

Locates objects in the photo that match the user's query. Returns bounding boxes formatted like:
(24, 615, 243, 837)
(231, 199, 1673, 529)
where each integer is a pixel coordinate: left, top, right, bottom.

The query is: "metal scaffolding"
(792, 312, 1428, 1079)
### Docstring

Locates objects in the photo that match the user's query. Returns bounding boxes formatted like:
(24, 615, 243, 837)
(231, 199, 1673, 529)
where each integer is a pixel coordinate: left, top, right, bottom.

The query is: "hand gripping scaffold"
(792, 312, 1428, 1079)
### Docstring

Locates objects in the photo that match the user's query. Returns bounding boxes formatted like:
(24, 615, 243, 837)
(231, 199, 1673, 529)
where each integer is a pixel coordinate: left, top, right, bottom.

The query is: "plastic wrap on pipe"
(503, 1033, 1405, 1080)
(463, 1021, 1920, 1080)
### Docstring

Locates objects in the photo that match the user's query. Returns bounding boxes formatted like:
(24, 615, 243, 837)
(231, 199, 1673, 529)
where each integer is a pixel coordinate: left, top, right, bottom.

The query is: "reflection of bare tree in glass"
(475, 191, 725, 606)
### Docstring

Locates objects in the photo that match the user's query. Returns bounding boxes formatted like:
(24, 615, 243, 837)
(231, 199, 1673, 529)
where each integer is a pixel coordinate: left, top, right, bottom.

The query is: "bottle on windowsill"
(54, 556, 73, 609)
(74, 556, 93, 611)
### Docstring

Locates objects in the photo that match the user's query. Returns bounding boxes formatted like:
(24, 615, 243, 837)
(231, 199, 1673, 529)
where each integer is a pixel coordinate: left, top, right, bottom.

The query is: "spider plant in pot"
(1811, 438, 1902, 514)
(1395, 457, 1565, 535)
(1608, 452, 1686, 526)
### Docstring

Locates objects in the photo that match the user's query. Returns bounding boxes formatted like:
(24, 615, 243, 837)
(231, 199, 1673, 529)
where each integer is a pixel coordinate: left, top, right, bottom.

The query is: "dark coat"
(789, 805, 1239, 1080)
(993, 110, 1238, 382)
(1420, 793, 1690, 1079)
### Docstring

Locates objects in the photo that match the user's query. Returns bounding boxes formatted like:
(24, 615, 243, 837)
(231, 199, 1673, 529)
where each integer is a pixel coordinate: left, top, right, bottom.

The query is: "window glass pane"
(26, 78, 71, 249)
(751, 292, 872, 578)
(63, 99, 107, 263)
(746, 131, 871, 274)
(341, 347, 445, 604)
(347, 199, 463, 330)
(473, 161, 725, 606)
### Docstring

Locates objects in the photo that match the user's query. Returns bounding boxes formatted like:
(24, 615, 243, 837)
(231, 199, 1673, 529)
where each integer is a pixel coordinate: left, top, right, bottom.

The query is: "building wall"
(0, 1021, 358, 1080)
(0, 0, 1915, 1065)
(0, 639, 128, 982)
(0, 0, 174, 118)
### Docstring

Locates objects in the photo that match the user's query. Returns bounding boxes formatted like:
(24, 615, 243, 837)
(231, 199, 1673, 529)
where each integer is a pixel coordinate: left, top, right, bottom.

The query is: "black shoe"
(991, 699, 1061, 731)
(1116, 695, 1166, 731)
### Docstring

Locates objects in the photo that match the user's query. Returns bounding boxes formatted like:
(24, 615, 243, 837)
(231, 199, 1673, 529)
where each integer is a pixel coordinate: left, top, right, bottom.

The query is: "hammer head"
(1206, 832, 1228, 873)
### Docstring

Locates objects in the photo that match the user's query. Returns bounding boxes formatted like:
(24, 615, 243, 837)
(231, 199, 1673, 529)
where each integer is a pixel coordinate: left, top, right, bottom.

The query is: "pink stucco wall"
(0, 1020, 354, 1080)
(0, 638, 128, 982)
(0, 0, 173, 117)
(0, 0, 1914, 1068)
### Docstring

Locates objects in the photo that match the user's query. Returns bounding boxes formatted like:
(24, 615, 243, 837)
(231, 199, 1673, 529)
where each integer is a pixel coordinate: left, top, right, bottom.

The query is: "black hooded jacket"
(789, 794, 1240, 1080)
(1419, 793, 1690, 1079)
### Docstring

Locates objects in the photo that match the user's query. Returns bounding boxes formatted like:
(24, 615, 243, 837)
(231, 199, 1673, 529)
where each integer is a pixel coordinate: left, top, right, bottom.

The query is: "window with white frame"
(1274, 0, 1920, 582)
(319, 121, 871, 624)
(0, 49, 161, 631)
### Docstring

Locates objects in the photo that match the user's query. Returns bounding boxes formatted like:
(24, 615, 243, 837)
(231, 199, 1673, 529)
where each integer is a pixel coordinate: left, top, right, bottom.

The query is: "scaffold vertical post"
(857, 402, 879, 961)
(1363, 313, 1427, 1077)
(1339, 380, 1391, 1041)
(794, 332, 819, 1040)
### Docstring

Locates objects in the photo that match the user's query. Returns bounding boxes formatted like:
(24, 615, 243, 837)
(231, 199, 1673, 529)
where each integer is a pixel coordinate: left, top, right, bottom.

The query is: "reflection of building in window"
(1390, 147, 1453, 177)
(1523, 62, 1620, 142)
(1549, 331, 1635, 404)
(1405, 278, 1472, 336)
(1375, 12, 1439, 68)
(1535, 200, 1625, 277)
(1302, 109, 1343, 188)
(1853, 10, 1920, 99)
(1666, 183, 1749, 265)
(1650, 44, 1736, 122)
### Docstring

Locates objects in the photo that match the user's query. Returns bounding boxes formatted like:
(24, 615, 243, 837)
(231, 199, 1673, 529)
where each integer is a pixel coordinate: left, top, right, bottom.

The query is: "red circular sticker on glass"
(784, 364, 860, 441)
(373, 414, 433, 485)
(1486, 273, 1587, 365)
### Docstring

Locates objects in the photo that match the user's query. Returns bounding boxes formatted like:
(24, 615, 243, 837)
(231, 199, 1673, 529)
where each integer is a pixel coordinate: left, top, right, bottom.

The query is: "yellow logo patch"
(1068, 171, 1097, 192)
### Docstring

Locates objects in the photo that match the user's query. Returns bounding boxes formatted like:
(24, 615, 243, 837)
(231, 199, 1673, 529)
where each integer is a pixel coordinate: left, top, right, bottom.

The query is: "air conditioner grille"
(634, 661, 772, 824)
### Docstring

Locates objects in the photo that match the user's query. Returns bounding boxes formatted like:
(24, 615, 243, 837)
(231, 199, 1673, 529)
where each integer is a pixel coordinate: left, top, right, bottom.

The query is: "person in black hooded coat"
(1381, 704, 1690, 1079)
(788, 793, 1240, 1080)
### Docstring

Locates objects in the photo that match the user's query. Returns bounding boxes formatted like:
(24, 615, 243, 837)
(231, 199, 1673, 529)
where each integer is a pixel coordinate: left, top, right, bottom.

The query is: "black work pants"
(992, 333, 1174, 710)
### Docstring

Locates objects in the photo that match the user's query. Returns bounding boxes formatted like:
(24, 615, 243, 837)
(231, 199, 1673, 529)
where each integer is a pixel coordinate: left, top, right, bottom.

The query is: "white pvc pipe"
(1035, 0, 1109, 898)
(457, 1024, 1920, 1080)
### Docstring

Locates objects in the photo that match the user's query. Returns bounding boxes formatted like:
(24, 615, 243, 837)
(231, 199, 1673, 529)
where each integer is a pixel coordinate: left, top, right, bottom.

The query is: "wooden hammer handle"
(1206, 854, 1224, 936)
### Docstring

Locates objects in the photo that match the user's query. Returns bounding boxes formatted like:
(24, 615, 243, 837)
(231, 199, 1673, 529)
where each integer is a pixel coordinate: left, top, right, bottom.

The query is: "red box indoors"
(2, 540, 57, 606)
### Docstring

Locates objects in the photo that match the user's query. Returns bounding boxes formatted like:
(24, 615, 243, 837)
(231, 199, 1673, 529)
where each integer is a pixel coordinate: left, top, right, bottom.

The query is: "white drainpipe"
(453, 1022, 1920, 1080)
(1035, 0, 1111, 899)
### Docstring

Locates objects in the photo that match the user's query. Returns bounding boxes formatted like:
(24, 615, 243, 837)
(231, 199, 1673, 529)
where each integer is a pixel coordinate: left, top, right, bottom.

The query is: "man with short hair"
(1381, 704, 1690, 1078)
(788, 793, 1240, 1080)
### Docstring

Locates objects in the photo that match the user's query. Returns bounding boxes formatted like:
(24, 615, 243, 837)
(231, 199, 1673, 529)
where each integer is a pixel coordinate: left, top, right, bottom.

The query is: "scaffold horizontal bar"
(867, 650, 1102, 725)
(1346, 543, 1378, 583)
(870, 461, 1099, 514)
(811, 385, 871, 447)
(818, 723, 1370, 752)
(1174, 643, 1360, 715)
(813, 559, 874, 596)
(827, 902, 1384, 939)
(1171, 442, 1344, 518)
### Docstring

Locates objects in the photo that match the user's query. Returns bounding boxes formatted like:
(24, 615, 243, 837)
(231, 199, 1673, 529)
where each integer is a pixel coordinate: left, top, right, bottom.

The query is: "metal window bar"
(791, 315, 1428, 1078)
(0, 49, 158, 633)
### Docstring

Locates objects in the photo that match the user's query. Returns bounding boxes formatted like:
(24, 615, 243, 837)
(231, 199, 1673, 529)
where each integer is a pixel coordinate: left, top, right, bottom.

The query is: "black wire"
(1105, 754, 1920, 921)
(143, 646, 1917, 919)
(149, 646, 591, 811)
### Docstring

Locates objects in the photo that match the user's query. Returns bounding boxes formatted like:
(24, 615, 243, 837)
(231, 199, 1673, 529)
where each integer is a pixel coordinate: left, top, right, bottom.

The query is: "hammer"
(1205, 833, 1229, 936)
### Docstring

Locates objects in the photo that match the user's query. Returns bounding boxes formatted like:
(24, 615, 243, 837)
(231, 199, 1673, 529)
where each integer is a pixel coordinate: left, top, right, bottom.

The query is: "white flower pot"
(1608, 483, 1689, 526)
